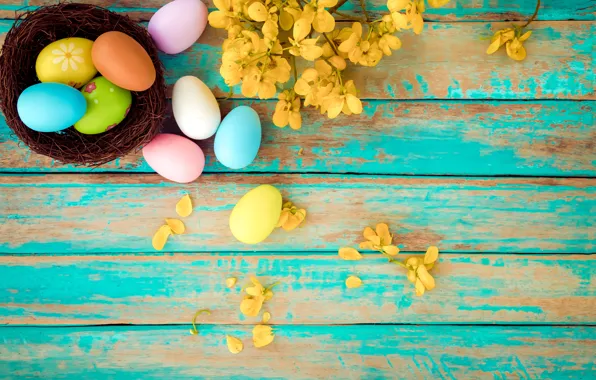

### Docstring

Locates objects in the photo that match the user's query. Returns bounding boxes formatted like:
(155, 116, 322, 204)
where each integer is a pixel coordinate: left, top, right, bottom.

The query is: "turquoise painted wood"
(0, 325, 594, 378)
(1, 21, 593, 100)
(1, 100, 594, 176)
(0, 175, 594, 254)
(1, 0, 594, 21)
(1, 254, 593, 325)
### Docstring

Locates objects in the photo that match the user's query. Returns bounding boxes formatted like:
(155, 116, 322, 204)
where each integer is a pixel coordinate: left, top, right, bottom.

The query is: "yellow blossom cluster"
(208, 0, 451, 129)
(338, 223, 440, 296)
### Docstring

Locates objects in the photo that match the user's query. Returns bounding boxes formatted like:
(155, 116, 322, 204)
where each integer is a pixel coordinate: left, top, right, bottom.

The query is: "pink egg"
(142, 134, 205, 183)
(148, 0, 208, 54)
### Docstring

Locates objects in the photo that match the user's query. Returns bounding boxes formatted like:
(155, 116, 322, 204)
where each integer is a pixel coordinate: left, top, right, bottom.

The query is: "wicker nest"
(0, 3, 167, 166)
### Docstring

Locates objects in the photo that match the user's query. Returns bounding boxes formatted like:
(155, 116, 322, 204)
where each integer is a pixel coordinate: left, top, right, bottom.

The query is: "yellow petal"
(407, 269, 416, 283)
(277, 210, 290, 227)
(240, 296, 264, 316)
(383, 245, 400, 256)
(486, 38, 501, 55)
(346, 94, 363, 115)
(226, 277, 237, 288)
(375, 223, 391, 245)
(152, 225, 171, 251)
(406, 256, 421, 268)
(425, 262, 435, 271)
(226, 335, 244, 354)
(387, 0, 409, 11)
(282, 213, 303, 231)
(264, 289, 274, 301)
(262, 311, 271, 323)
(427, 0, 450, 7)
(280, 10, 294, 31)
(345, 275, 362, 288)
(300, 43, 323, 61)
(248, 2, 268, 21)
(506, 41, 527, 61)
(363, 227, 381, 245)
(519, 30, 532, 42)
(417, 265, 436, 290)
(165, 218, 185, 234)
(312, 10, 335, 33)
(293, 18, 312, 41)
(176, 194, 193, 217)
(338, 247, 363, 260)
(424, 246, 439, 264)
(359, 241, 375, 250)
(328, 55, 346, 70)
(412, 14, 424, 35)
(253, 325, 275, 348)
(415, 278, 425, 296)
(288, 111, 302, 130)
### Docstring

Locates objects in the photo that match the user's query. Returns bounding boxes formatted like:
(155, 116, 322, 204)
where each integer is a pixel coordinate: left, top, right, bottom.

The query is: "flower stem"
(291, 55, 297, 84)
(190, 309, 211, 335)
(329, 0, 349, 14)
(334, 10, 366, 22)
(323, 32, 340, 55)
(359, 0, 370, 22)
(523, 0, 540, 28)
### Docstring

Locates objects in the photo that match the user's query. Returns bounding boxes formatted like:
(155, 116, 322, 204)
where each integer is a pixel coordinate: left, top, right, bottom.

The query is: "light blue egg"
(17, 82, 87, 133)
(214, 106, 261, 169)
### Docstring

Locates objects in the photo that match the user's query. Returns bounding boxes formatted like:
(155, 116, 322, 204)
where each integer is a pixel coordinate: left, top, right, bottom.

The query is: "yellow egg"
(230, 185, 282, 244)
(36, 37, 97, 89)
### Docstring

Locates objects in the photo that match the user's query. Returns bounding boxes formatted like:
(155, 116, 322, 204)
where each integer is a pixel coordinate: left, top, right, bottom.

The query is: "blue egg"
(214, 106, 261, 169)
(17, 82, 87, 132)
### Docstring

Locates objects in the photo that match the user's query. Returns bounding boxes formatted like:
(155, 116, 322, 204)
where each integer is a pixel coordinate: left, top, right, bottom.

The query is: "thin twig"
(359, 0, 370, 22)
(523, 0, 540, 28)
(291, 55, 298, 83)
(329, 0, 349, 14)
(323, 32, 340, 55)
(334, 10, 366, 22)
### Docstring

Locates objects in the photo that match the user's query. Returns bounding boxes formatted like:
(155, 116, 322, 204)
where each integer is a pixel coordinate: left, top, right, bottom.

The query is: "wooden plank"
(0, 175, 593, 254)
(0, 20, 593, 100)
(1, 100, 594, 176)
(1, 253, 593, 325)
(0, 325, 594, 378)
(4, 0, 595, 21)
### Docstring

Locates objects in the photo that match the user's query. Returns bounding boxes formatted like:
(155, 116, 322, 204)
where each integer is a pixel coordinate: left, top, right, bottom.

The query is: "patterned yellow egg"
(35, 37, 97, 89)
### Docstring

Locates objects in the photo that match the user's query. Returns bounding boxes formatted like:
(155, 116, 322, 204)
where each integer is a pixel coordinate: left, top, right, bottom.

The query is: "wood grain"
(1, 100, 594, 176)
(0, 174, 593, 254)
(1, 325, 594, 378)
(4, 0, 594, 21)
(1, 253, 594, 325)
(0, 20, 593, 100)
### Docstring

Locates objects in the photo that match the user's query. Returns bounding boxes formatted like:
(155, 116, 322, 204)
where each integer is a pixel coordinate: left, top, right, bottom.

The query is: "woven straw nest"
(0, 3, 167, 166)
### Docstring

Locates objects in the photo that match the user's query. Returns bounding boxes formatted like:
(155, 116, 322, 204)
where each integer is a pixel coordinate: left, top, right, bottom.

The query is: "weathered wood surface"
(1, 253, 594, 325)
(2, 0, 594, 21)
(1, 175, 594, 254)
(1, 100, 594, 176)
(0, 20, 593, 100)
(1, 325, 594, 378)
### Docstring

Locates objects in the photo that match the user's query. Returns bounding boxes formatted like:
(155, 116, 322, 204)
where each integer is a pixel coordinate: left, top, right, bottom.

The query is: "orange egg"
(92, 31, 156, 91)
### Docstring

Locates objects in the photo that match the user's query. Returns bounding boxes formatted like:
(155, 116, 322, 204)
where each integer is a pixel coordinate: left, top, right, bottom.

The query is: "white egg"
(172, 75, 221, 140)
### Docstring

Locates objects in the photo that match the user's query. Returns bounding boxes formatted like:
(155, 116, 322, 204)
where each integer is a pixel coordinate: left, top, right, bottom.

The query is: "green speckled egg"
(74, 76, 132, 134)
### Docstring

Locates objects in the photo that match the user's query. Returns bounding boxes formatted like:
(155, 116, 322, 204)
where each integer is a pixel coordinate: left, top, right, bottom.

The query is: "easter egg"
(148, 0, 208, 54)
(92, 31, 156, 91)
(17, 83, 86, 133)
(229, 185, 282, 244)
(214, 106, 261, 169)
(35, 37, 97, 88)
(75, 77, 132, 135)
(172, 76, 220, 140)
(142, 134, 205, 183)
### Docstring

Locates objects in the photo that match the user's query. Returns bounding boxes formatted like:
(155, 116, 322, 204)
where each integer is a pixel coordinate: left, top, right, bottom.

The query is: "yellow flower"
(52, 42, 85, 72)
(378, 33, 402, 56)
(273, 91, 302, 130)
(239, 276, 278, 316)
(406, 0, 425, 34)
(241, 66, 277, 99)
(311, 0, 338, 33)
(487, 27, 531, 61)
(338, 22, 363, 61)
(253, 325, 275, 348)
(208, 0, 237, 29)
(322, 27, 352, 58)
(294, 61, 334, 107)
(404, 246, 440, 296)
(289, 18, 323, 61)
(281, 0, 303, 31)
(321, 80, 363, 118)
(276, 200, 307, 229)
(359, 223, 400, 256)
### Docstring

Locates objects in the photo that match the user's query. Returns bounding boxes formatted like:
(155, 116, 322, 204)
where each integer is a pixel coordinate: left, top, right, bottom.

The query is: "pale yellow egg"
(229, 185, 282, 244)
(36, 37, 97, 89)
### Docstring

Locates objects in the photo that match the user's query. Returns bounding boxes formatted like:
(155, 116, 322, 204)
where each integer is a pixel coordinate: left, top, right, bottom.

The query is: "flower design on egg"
(52, 42, 85, 72)
(84, 82, 96, 93)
